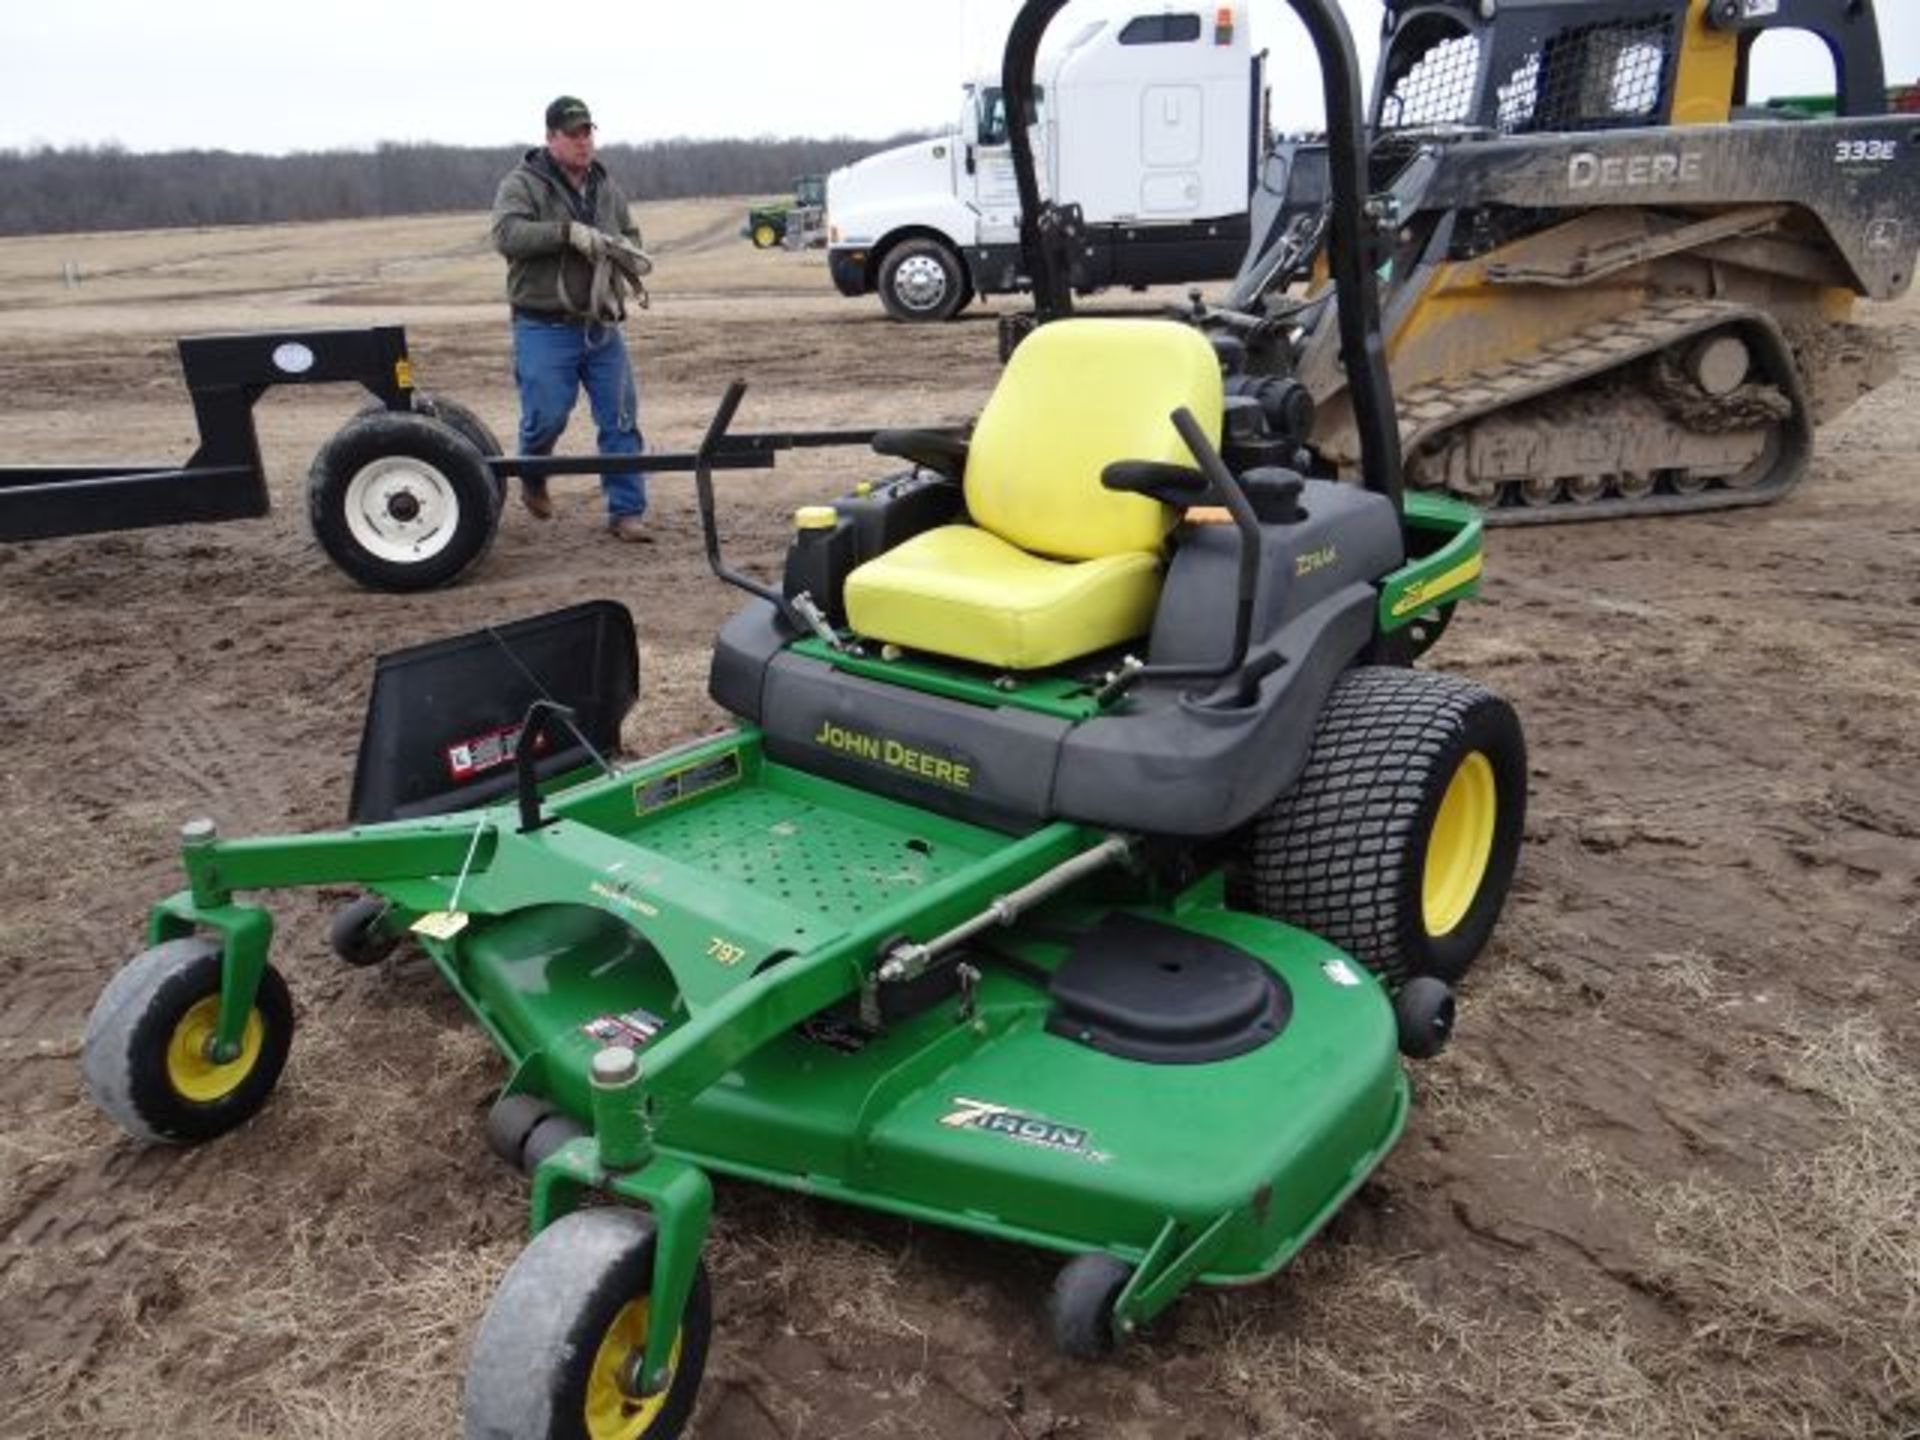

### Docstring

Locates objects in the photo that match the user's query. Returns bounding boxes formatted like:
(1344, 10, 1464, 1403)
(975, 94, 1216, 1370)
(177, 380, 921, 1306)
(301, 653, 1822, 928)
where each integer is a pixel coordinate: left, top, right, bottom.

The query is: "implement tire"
(1231, 666, 1527, 987)
(356, 392, 506, 505)
(309, 410, 501, 592)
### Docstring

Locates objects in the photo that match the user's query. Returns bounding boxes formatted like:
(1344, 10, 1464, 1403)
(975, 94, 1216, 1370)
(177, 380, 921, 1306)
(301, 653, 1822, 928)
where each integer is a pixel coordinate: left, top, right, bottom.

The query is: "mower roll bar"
(1003, 0, 1404, 512)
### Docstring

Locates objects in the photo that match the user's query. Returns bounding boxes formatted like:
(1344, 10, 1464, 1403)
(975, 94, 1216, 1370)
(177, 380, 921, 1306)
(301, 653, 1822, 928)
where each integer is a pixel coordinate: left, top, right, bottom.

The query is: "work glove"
(563, 221, 607, 260)
(606, 234, 653, 277)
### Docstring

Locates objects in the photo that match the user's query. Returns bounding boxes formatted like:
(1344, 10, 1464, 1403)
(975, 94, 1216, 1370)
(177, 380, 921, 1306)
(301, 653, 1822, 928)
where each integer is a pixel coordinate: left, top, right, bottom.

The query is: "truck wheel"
(309, 410, 501, 592)
(81, 937, 294, 1145)
(878, 237, 969, 322)
(1231, 667, 1527, 988)
(465, 1209, 711, 1440)
(751, 221, 780, 249)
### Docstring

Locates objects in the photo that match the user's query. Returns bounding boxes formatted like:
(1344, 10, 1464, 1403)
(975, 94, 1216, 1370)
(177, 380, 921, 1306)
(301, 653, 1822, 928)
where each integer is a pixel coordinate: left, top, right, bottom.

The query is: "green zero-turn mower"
(79, 3, 1525, 1435)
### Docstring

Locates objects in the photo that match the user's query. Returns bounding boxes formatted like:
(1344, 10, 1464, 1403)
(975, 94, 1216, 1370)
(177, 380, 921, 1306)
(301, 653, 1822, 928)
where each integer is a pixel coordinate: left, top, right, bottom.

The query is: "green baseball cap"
(545, 96, 594, 133)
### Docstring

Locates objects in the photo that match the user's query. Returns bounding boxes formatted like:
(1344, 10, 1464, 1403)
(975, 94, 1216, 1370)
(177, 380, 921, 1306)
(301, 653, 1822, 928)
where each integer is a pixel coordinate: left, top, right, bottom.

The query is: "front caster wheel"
(81, 936, 294, 1144)
(1048, 1252, 1132, 1360)
(466, 1208, 712, 1440)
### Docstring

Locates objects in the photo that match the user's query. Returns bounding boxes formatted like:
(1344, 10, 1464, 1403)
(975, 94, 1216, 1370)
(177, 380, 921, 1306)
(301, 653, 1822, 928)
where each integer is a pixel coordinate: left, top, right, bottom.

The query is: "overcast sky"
(2, 0, 1915, 154)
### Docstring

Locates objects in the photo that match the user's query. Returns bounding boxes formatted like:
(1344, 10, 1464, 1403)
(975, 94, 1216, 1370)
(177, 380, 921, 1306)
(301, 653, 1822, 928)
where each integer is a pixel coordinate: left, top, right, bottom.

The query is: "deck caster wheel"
(1395, 976, 1456, 1059)
(328, 895, 399, 967)
(465, 1208, 711, 1440)
(484, 1093, 586, 1174)
(1048, 1253, 1132, 1360)
(523, 1112, 588, 1174)
(81, 936, 294, 1144)
(483, 1093, 552, 1169)
(1233, 667, 1527, 987)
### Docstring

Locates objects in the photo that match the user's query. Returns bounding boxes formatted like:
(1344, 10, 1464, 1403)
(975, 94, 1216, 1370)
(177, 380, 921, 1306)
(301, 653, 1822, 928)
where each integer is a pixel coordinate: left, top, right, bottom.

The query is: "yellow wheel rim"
(1423, 751, 1497, 937)
(585, 1296, 682, 1439)
(754, 224, 777, 247)
(164, 997, 264, 1103)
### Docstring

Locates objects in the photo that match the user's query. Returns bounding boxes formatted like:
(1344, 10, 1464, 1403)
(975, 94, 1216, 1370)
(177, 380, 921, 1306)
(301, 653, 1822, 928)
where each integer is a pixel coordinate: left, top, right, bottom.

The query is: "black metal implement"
(0, 324, 893, 591)
(0, 326, 413, 543)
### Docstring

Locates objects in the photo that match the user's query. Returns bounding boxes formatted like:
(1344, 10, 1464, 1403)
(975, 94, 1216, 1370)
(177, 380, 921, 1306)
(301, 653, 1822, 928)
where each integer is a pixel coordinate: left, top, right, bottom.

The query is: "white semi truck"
(826, 3, 1266, 320)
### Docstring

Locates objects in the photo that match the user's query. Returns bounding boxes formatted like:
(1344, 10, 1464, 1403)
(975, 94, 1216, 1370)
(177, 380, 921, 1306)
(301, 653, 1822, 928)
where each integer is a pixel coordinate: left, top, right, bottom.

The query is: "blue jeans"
(511, 314, 648, 518)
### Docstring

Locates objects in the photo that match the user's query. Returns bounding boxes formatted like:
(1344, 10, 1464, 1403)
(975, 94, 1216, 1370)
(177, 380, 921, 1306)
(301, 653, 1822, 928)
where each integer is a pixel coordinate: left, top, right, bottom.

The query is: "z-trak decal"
(1295, 543, 1338, 577)
(940, 1097, 1109, 1162)
(1390, 554, 1484, 618)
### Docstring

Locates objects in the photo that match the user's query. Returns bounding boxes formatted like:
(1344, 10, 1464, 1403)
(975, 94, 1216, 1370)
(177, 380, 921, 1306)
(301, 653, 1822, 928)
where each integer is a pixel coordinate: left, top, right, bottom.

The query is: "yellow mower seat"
(843, 318, 1223, 671)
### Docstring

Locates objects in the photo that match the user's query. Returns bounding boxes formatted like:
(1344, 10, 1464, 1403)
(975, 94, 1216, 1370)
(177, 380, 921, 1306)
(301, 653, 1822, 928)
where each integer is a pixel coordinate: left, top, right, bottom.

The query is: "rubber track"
(1395, 296, 1813, 526)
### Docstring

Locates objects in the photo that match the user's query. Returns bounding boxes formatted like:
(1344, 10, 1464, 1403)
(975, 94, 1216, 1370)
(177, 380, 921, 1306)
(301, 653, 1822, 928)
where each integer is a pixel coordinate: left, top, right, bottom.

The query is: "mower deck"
(347, 731, 1405, 1283)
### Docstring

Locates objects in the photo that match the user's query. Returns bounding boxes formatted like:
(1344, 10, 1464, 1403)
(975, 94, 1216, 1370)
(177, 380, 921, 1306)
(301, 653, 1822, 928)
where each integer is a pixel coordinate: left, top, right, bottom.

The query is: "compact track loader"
(1015, 0, 1919, 523)
(1236, 0, 1919, 522)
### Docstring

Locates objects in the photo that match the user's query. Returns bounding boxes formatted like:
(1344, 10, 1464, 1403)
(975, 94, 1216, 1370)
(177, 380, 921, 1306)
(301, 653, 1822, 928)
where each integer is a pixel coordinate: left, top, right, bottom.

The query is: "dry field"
(1, 200, 1916, 1439)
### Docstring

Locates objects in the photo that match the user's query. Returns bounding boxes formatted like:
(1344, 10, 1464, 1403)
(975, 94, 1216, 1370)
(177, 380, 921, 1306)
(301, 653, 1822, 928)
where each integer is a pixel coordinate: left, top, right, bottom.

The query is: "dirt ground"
(1, 201, 1915, 1439)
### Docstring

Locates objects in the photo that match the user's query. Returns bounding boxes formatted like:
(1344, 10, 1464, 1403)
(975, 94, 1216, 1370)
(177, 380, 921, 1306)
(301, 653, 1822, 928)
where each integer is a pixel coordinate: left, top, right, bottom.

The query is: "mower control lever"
(1089, 410, 1264, 708)
(1100, 459, 1210, 506)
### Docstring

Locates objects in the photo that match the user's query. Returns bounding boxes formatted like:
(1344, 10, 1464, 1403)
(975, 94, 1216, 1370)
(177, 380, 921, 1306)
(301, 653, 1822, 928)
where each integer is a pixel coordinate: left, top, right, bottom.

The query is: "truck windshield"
(977, 85, 1047, 146)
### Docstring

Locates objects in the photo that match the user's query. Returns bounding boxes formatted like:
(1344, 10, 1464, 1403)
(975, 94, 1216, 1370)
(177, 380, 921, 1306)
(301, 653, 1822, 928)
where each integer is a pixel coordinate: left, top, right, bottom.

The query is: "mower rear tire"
(1048, 1253, 1132, 1359)
(466, 1208, 711, 1440)
(751, 221, 780, 249)
(878, 237, 970, 322)
(81, 937, 294, 1145)
(328, 894, 399, 967)
(1232, 666, 1526, 988)
(309, 410, 501, 592)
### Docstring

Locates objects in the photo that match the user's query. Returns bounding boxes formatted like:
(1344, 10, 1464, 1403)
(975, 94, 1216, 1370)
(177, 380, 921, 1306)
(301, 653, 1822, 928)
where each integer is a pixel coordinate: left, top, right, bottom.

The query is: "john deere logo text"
(1568, 149, 1702, 190)
(940, 1097, 1107, 1161)
(813, 721, 974, 790)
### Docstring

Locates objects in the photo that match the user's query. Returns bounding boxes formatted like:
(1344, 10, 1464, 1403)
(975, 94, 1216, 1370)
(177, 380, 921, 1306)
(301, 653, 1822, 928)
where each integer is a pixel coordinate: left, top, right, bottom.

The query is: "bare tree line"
(0, 136, 924, 237)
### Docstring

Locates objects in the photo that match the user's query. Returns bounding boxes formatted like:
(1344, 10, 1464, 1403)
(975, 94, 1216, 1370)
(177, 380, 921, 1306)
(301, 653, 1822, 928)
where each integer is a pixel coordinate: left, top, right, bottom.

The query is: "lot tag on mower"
(411, 911, 471, 941)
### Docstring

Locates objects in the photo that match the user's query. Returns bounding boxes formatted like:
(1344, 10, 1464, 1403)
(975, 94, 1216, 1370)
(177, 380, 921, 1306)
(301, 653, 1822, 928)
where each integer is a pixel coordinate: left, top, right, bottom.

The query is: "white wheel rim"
(894, 255, 949, 310)
(342, 456, 459, 563)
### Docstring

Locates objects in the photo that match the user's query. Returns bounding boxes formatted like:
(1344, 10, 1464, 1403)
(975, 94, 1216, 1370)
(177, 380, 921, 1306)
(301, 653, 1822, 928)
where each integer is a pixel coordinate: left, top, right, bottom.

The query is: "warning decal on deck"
(582, 1006, 665, 1049)
(633, 750, 742, 816)
(444, 721, 547, 783)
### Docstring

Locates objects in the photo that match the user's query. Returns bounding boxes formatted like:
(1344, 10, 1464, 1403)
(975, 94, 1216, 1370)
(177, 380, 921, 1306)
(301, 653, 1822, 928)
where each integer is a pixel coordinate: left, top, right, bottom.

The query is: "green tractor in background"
(744, 174, 826, 250)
